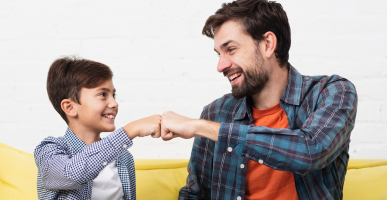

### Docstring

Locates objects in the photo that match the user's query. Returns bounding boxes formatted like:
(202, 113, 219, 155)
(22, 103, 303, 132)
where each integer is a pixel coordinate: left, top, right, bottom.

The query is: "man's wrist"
(193, 119, 220, 142)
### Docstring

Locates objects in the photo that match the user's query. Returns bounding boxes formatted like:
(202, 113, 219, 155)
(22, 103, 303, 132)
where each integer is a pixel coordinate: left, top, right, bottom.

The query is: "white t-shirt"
(91, 160, 125, 200)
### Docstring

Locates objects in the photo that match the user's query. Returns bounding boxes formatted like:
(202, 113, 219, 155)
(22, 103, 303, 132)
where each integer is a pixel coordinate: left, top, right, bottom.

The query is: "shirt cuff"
(107, 127, 133, 152)
(216, 123, 248, 155)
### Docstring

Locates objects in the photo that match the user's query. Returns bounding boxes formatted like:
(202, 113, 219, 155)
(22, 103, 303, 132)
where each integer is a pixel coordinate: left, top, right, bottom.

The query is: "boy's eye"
(113, 94, 116, 99)
(99, 92, 106, 97)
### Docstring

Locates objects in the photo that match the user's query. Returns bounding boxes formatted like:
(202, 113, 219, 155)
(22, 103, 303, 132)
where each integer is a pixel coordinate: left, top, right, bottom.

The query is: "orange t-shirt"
(244, 103, 298, 200)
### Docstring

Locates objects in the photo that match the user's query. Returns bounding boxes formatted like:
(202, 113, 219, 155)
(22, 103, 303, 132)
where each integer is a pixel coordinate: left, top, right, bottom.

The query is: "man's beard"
(225, 53, 270, 99)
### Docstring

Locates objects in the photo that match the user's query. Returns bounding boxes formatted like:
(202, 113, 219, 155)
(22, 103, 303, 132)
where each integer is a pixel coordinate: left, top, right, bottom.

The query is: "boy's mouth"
(102, 114, 115, 120)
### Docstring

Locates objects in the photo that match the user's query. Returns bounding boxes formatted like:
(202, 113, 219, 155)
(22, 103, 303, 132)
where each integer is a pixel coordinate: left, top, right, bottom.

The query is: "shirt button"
(240, 164, 244, 169)
(258, 159, 264, 164)
(123, 144, 128, 148)
(227, 147, 233, 152)
(103, 161, 108, 166)
(237, 196, 242, 200)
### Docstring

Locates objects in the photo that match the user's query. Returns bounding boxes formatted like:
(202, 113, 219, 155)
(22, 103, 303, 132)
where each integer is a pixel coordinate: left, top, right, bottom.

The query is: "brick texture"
(0, 0, 386, 158)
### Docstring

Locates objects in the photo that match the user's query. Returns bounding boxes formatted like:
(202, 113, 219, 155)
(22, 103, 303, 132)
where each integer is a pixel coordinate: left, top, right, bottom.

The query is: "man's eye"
(228, 48, 235, 53)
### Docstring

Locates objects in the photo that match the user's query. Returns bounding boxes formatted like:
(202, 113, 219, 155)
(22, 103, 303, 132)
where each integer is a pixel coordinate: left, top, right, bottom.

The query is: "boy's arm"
(34, 114, 160, 190)
(34, 128, 131, 190)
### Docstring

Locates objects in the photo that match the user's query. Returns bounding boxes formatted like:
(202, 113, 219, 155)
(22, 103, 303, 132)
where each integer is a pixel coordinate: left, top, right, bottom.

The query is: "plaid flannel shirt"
(179, 66, 358, 200)
(34, 127, 136, 200)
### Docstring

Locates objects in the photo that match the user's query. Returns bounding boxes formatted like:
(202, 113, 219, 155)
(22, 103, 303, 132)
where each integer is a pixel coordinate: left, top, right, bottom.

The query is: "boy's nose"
(217, 55, 232, 73)
(109, 98, 119, 109)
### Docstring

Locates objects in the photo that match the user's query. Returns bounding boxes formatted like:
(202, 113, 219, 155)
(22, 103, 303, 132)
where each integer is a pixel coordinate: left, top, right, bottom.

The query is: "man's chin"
(231, 91, 247, 99)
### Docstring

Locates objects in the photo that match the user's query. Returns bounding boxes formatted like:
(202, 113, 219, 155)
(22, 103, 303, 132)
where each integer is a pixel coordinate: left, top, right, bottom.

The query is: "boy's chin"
(103, 125, 116, 132)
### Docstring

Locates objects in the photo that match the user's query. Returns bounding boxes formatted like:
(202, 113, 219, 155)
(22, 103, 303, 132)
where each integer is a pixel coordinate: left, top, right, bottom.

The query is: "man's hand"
(123, 114, 162, 140)
(161, 111, 221, 141)
(160, 111, 195, 141)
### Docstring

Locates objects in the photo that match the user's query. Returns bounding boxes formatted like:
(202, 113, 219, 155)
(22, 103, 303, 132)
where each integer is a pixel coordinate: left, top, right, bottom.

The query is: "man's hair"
(47, 56, 113, 124)
(202, 0, 291, 68)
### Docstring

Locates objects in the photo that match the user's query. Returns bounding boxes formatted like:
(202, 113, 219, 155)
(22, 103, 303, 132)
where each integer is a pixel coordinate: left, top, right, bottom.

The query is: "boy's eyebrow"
(98, 88, 116, 93)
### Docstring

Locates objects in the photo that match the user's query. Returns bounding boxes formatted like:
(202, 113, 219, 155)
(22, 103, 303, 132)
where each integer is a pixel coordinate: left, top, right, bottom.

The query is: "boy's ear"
(61, 99, 78, 118)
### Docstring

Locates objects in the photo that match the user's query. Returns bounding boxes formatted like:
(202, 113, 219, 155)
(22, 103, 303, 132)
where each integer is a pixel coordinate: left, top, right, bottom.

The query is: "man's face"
(75, 79, 118, 133)
(213, 20, 270, 99)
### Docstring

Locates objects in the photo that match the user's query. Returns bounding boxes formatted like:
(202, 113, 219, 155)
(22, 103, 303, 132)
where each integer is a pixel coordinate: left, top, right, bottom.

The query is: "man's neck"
(252, 65, 288, 110)
(68, 121, 101, 146)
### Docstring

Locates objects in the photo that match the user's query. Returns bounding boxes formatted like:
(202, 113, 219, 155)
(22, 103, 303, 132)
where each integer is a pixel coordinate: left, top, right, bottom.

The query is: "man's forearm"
(193, 119, 221, 142)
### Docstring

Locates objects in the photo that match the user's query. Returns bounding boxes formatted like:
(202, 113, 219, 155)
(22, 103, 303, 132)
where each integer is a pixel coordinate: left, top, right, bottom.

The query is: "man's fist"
(161, 111, 196, 141)
(161, 111, 221, 142)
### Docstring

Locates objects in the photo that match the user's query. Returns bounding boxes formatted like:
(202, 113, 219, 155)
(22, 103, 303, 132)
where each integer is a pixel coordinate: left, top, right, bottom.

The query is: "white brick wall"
(1, 0, 386, 159)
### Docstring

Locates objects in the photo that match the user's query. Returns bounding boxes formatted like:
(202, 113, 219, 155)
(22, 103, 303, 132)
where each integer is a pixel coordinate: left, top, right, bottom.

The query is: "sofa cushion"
(343, 159, 387, 200)
(1, 142, 387, 200)
(134, 159, 188, 200)
(0, 142, 38, 200)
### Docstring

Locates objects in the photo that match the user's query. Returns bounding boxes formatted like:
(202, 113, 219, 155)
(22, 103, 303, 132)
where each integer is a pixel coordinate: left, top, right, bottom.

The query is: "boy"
(34, 56, 160, 200)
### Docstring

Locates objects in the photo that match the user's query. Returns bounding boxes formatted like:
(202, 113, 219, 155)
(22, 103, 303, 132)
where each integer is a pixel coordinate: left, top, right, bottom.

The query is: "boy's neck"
(68, 122, 101, 146)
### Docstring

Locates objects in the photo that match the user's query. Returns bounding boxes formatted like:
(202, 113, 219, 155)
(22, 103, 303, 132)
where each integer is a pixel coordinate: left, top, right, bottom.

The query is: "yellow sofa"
(1, 142, 387, 200)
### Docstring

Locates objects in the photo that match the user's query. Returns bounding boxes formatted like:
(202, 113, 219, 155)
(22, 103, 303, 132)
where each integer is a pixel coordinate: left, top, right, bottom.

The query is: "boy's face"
(75, 79, 118, 133)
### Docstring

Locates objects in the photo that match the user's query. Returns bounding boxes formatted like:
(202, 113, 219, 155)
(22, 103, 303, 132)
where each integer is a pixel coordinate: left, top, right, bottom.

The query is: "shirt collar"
(63, 127, 87, 154)
(233, 65, 302, 121)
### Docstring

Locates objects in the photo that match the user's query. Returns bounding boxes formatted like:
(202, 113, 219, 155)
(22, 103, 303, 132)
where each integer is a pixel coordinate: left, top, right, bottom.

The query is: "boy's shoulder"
(34, 132, 74, 159)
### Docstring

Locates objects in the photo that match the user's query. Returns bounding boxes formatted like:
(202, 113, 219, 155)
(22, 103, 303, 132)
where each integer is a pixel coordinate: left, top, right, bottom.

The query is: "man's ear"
(263, 31, 277, 58)
(61, 99, 78, 118)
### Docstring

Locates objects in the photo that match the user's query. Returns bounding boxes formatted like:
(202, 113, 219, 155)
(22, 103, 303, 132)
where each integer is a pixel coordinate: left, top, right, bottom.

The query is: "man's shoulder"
(301, 73, 356, 95)
(303, 73, 354, 87)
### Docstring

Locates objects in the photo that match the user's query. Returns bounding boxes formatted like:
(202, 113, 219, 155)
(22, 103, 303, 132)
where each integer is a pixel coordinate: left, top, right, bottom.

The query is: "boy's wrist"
(123, 122, 138, 140)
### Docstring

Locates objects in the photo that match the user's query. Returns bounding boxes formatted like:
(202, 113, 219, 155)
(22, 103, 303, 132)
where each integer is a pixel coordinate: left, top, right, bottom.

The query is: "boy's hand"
(124, 114, 162, 140)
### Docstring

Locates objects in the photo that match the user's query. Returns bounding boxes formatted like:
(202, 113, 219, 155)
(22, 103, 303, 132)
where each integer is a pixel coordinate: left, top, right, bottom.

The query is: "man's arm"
(162, 79, 357, 175)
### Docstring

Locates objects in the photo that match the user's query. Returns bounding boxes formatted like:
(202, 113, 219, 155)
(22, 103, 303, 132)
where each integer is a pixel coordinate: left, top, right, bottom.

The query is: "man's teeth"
(103, 115, 115, 119)
(229, 73, 242, 81)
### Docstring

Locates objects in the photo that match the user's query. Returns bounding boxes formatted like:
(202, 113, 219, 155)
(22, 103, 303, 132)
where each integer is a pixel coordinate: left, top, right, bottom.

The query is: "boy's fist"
(124, 114, 162, 139)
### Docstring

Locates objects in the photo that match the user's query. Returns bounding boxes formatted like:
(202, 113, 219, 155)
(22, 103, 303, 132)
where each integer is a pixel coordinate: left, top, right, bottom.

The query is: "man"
(161, 0, 357, 199)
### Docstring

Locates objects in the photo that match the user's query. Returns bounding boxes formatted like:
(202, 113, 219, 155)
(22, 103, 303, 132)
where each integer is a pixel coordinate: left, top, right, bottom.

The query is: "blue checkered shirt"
(179, 66, 358, 200)
(34, 127, 136, 200)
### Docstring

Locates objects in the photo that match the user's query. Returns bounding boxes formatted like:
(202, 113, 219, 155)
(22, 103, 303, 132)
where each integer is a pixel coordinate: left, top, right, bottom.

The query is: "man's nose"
(217, 55, 232, 73)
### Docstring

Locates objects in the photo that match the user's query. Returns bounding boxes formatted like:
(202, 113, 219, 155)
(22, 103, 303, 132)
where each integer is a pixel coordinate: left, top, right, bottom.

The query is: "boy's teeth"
(104, 115, 114, 119)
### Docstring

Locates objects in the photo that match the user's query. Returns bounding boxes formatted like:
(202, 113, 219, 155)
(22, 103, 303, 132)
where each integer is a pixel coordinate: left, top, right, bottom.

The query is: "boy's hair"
(47, 56, 113, 124)
(202, 0, 291, 68)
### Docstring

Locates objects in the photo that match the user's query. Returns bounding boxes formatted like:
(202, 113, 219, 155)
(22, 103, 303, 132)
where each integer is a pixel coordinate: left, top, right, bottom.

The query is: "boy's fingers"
(151, 124, 161, 138)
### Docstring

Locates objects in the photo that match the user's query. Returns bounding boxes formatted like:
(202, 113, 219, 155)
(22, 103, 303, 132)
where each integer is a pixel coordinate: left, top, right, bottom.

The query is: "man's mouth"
(228, 73, 242, 81)
(102, 114, 115, 120)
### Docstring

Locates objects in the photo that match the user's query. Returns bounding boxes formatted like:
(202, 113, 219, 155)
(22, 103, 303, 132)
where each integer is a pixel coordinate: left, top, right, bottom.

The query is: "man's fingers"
(161, 131, 174, 141)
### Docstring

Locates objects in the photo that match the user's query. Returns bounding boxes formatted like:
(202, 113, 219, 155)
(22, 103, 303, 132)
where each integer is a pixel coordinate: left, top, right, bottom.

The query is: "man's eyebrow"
(214, 40, 238, 53)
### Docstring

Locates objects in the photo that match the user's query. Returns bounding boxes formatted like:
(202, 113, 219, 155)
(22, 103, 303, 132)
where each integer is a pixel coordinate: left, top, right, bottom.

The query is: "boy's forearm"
(123, 123, 138, 140)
